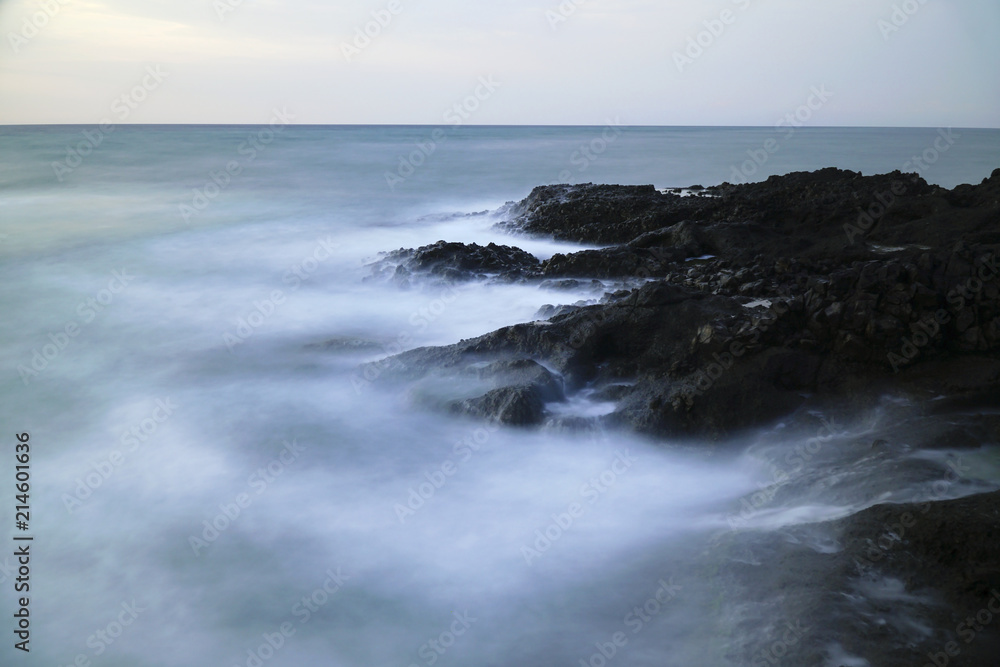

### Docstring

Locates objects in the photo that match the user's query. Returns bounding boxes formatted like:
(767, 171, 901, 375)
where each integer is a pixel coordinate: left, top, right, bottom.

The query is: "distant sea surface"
(2, 125, 997, 256)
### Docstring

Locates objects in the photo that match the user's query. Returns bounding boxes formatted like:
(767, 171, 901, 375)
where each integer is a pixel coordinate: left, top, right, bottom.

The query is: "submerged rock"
(361, 354, 565, 426)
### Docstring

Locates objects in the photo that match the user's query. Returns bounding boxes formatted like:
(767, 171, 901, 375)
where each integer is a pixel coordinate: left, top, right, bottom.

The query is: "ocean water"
(1, 125, 999, 666)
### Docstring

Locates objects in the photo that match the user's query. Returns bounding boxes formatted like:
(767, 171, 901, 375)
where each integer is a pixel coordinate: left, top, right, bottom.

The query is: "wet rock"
(534, 303, 584, 320)
(355, 167, 1000, 438)
(449, 384, 547, 426)
(494, 183, 701, 245)
(310, 336, 386, 353)
(540, 246, 682, 279)
(434, 359, 565, 426)
(468, 358, 564, 403)
(367, 240, 539, 284)
(715, 488, 1000, 667)
(538, 279, 582, 291)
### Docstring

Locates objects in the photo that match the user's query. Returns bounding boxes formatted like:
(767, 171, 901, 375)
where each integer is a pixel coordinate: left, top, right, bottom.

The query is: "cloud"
(0, 0, 997, 125)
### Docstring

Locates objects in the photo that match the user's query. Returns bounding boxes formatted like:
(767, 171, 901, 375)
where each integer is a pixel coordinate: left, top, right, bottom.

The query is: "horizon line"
(1, 123, 999, 130)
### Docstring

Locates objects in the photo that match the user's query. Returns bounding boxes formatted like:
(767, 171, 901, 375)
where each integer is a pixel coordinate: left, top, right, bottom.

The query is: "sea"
(1, 125, 999, 666)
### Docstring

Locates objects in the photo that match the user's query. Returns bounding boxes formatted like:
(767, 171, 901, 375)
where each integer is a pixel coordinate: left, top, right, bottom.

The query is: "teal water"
(2, 125, 997, 256)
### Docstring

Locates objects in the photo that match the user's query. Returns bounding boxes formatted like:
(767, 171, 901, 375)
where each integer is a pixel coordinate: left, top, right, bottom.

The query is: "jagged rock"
(352, 167, 1000, 438)
(538, 246, 679, 279)
(449, 385, 547, 426)
(366, 240, 539, 284)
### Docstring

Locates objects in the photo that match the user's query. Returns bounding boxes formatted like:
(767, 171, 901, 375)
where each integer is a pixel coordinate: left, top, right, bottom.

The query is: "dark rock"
(449, 385, 546, 426)
(538, 246, 680, 279)
(492, 168, 1000, 265)
(716, 489, 1000, 667)
(309, 336, 388, 353)
(626, 220, 709, 255)
(494, 183, 698, 245)
(538, 279, 582, 291)
(367, 240, 539, 284)
(534, 303, 584, 320)
(354, 167, 1000, 438)
(468, 358, 564, 403)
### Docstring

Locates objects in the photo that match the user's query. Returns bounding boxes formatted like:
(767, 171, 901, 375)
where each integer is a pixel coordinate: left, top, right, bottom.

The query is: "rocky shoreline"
(363, 168, 1000, 436)
(355, 167, 1000, 665)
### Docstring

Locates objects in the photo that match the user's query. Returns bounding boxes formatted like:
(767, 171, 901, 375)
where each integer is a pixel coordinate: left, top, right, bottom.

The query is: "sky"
(0, 0, 997, 126)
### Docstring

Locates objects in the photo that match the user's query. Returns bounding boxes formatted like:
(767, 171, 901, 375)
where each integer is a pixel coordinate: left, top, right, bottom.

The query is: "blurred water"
(0, 125, 998, 666)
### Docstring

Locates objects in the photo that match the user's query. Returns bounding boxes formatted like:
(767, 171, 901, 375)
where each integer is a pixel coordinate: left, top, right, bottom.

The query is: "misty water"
(2, 126, 1000, 666)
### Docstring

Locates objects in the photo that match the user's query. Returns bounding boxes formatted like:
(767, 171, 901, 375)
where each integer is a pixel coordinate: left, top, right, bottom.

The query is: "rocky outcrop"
(366, 240, 540, 287)
(494, 183, 703, 245)
(357, 167, 1000, 437)
(496, 168, 999, 263)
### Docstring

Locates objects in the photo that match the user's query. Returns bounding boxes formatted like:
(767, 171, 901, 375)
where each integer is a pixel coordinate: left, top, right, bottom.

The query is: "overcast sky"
(0, 0, 997, 126)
